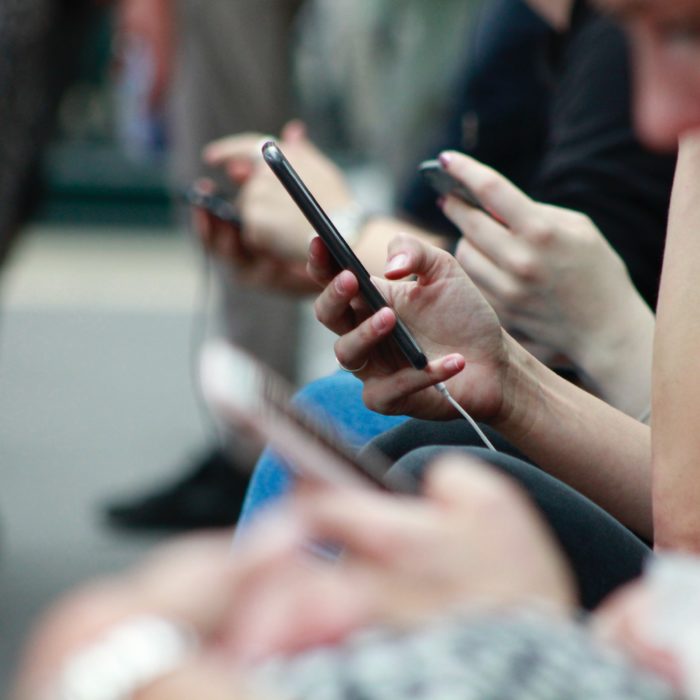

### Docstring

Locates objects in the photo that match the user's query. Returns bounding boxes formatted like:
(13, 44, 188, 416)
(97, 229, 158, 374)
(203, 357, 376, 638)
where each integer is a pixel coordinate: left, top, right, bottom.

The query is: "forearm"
(493, 335, 652, 538)
(573, 291, 655, 422)
(652, 134, 700, 551)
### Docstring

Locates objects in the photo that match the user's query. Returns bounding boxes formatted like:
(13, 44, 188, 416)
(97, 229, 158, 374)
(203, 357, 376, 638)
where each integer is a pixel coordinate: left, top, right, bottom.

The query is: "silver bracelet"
(324, 203, 373, 248)
(45, 615, 199, 700)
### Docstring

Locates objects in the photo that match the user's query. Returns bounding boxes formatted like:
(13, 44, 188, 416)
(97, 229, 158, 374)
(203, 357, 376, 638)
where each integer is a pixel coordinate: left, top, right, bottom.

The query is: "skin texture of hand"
(198, 122, 448, 281)
(13, 528, 365, 700)
(439, 151, 655, 419)
(308, 232, 510, 420)
(290, 457, 578, 624)
(203, 121, 354, 262)
(193, 180, 318, 296)
(13, 458, 576, 700)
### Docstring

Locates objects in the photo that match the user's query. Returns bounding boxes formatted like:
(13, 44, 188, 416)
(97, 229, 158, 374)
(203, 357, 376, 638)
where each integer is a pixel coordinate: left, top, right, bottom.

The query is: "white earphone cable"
(434, 382, 497, 452)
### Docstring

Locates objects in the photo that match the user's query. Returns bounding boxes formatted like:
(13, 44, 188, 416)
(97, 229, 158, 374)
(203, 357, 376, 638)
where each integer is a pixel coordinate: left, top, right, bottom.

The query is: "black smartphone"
(419, 159, 490, 216)
(262, 140, 428, 370)
(182, 186, 242, 227)
(200, 340, 416, 493)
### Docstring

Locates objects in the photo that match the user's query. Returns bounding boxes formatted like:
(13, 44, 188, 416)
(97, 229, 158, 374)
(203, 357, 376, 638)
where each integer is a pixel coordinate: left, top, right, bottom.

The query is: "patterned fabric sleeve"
(252, 610, 681, 700)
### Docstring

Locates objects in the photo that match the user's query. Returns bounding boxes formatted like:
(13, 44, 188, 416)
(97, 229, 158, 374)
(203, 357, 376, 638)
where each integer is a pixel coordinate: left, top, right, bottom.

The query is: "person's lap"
(238, 370, 408, 524)
(241, 385, 649, 609)
(371, 418, 650, 610)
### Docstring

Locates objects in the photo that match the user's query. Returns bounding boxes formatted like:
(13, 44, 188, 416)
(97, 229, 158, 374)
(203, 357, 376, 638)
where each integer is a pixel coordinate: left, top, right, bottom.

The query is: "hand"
(593, 582, 684, 692)
(290, 457, 577, 625)
(307, 232, 509, 421)
(13, 535, 263, 700)
(193, 180, 318, 295)
(14, 460, 576, 700)
(438, 151, 655, 417)
(203, 121, 354, 261)
(12, 526, 367, 700)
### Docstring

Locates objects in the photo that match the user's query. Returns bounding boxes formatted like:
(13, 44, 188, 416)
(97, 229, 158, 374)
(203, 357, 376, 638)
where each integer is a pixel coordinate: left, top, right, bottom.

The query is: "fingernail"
(334, 275, 346, 294)
(372, 309, 388, 332)
(437, 196, 446, 209)
(385, 253, 409, 275)
(444, 356, 463, 372)
(438, 152, 453, 168)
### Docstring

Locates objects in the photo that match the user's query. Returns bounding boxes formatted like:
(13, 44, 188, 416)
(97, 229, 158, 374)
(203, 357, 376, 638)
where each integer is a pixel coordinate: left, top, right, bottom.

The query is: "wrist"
(489, 332, 544, 440)
(570, 294, 654, 419)
(328, 202, 374, 248)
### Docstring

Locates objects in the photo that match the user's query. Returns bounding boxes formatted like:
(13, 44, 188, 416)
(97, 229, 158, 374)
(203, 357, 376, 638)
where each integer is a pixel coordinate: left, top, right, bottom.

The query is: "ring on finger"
(336, 356, 369, 374)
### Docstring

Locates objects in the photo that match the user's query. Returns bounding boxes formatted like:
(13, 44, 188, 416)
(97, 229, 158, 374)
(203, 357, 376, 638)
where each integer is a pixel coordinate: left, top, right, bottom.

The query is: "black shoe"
(103, 448, 250, 531)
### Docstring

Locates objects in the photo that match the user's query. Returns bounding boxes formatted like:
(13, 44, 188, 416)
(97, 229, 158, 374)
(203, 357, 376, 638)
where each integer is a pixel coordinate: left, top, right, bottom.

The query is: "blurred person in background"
(104, 0, 479, 532)
(0, 0, 104, 275)
(0, 0, 304, 532)
(200, 0, 675, 526)
(102, 0, 305, 532)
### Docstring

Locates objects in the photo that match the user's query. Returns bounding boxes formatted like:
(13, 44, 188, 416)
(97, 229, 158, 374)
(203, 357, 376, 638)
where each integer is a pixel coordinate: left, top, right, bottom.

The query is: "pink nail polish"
(372, 311, 387, 332)
(444, 356, 462, 372)
(385, 253, 409, 275)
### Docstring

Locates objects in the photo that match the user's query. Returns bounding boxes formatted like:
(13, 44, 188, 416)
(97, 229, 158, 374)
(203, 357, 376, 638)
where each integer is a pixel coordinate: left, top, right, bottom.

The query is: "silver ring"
(336, 356, 369, 374)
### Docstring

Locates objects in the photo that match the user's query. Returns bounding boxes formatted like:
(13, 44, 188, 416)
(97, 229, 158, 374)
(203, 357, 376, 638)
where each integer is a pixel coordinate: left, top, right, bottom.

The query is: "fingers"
(332, 306, 465, 385)
(281, 119, 307, 143)
(454, 239, 523, 303)
(384, 232, 457, 282)
(202, 133, 268, 184)
(423, 456, 521, 510)
(197, 209, 249, 263)
(307, 236, 340, 286)
(313, 268, 364, 336)
(439, 151, 537, 230)
(362, 356, 465, 414)
(292, 486, 433, 563)
(444, 199, 534, 274)
(202, 133, 266, 166)
(188, 178, 247, 261)
(333, 307, 396, 371)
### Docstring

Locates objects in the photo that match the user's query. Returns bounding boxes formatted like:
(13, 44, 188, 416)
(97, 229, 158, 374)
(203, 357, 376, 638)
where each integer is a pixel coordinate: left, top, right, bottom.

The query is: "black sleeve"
(530, 3, 676, 307)
(397, 0, 552, 237)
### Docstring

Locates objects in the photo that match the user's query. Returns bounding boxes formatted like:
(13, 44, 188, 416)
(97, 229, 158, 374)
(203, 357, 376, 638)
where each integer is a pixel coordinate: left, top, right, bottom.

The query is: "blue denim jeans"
(238, 370, 408, 526)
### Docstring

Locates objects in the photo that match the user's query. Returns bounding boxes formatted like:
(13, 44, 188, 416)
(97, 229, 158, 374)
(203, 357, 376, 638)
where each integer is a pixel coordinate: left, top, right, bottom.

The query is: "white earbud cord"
(434, 382, 497, 452)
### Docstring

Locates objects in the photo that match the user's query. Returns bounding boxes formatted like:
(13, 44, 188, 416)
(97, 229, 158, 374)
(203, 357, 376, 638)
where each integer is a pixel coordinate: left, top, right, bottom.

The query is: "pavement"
(0, 225, 336, 692)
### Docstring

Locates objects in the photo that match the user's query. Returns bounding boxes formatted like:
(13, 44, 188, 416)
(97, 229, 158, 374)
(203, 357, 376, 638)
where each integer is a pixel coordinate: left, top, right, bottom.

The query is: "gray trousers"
(170, 0, 304, 381)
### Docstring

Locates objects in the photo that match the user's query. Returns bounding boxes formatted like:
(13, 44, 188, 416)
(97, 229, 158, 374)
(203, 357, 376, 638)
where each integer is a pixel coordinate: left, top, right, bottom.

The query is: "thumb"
(423, 455, 517, 511)
(384, 233, 454, 283)
(282, 119, 308, 144)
